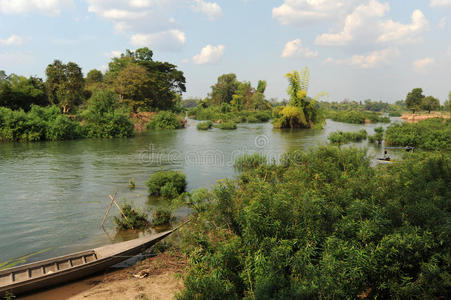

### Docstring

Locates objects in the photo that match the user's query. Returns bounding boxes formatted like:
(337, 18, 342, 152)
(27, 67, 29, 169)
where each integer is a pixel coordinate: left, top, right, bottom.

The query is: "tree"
(405, 88, 424, 114)
(444, 91, 451, 113)
(105, 48, 186, 111)
(86, 69, 103, 85)
(210, 73, 239, 105)
(0, 72, 47, 110)
(421, 96, 440, 113)
(113, 64, 152, 112)
(45, 60, 84, 113)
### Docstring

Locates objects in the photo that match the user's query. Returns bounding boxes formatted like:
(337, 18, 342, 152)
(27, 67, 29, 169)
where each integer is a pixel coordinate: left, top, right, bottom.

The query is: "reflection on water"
(0, 119, 397, 265)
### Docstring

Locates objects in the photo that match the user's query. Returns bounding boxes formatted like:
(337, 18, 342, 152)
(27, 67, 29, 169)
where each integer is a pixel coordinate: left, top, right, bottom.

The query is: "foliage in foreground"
(146, 170, 187, 198)
(152, 208, 173, 226)
(177, 146, 451, 299)
(327, 129, 368, 145)
(385, 118, 451, 151)
(114, 203, 149, 230)
(147, 111, 184, 129)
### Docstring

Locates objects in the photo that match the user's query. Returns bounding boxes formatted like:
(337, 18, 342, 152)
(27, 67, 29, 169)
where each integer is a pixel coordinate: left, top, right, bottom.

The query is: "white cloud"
(192, 44, 225, 64)
(324, 48, 399, 69)
(430, 0, 451, 7)
(315, 0, 389, 46)
(315, 1, 428, 47)
(413, 58, 435, 71)
(281, 39, 318, 58)
(105, 50, 122, 59)
(439, 17, 447, 29)
(377, 10, 428, 44)
(191, 0, 222, 20)
(87, 0, 187, 51)
(130, 30, 186, 51)
(0, 0, 73, 15)
(272, 0, 355, 25)
(0, 34, 23, 46)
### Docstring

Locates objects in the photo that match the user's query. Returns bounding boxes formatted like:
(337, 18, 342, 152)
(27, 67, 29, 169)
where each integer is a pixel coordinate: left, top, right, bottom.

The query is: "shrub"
(197, 121, 213, 130)
(152, 208, 172, 226)
(81, 90, 134, 138)
(114, 203, 149, 230)
(146, 170, 187, 198)
(178, 147, 451, 299)
(385, 118, 450, 151)
(328, 129, 368, 145)
(368, 127, 384, 144)
(327, 110, 391, 124)
(0, 105, 81, 142)
(234, 153, 268, 172)
(147, 111, 183, 129)
(215, 121, 237, 130)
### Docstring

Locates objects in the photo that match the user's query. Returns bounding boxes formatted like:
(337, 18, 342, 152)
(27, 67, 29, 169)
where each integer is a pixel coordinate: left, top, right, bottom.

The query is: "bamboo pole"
(110, 194, 128, 222)
(101, 190, 117, 228)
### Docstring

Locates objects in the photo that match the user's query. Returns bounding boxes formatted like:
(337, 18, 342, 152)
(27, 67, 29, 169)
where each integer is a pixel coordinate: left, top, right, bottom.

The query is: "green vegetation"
(178, 146, 450, 299)
(151, 208, 172, 226)
(196, 121, 213, 130)
(214, 121, 237, 130)
(114, 203, 149, 230)
(146, 170, 187, 198)
(80, 90, 134, 138)
(0, 105, 81, 142)
(385, 118, 451, 151)
(147, 111, 183, 130)
(273, 67, 325, 129)
(368, 127, 384, 144)
(326, 110, 390, 124)
(233, 153, 268, 172)
(328, 129, 368, 145)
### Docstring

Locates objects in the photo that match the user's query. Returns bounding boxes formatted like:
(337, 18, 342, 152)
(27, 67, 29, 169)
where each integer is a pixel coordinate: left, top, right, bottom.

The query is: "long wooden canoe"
(0, 229, 175, 297)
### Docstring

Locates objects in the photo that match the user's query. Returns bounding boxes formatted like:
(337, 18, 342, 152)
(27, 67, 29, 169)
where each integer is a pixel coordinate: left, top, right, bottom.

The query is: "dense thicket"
(328, 129, 368, 144)
(0, 105, 80, 142)
(178, 146, 450, 299)
(326, 110, 390, 124)
(385, 118, 451, 151)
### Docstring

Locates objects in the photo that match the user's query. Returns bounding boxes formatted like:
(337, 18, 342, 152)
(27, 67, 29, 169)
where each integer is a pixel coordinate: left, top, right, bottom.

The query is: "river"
(0, 119, 398, 266)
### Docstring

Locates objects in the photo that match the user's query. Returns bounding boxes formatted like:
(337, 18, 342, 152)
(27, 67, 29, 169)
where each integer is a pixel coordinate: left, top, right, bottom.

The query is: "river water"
(0, 119, 398, 266)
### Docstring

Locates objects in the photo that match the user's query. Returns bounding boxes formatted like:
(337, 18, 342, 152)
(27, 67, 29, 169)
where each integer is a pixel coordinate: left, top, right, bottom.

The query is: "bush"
(152, 208, 172, 226)
(385, 118, 451, 151)
(328, 129, 368, 145)
(114, 203, 149, 230)
(215, 121, 237, 130)
(327, 110, 390, 124)
(0, 105, 81, 142)
(178, 147, 451, 299)
(368, 127, 384, 144)
(234, 153, 268, 172)
(146, 170, 187, 198)
(147, 111, 183, 129)
(81, 90, 134, 138)
(197, 121, 213, 130)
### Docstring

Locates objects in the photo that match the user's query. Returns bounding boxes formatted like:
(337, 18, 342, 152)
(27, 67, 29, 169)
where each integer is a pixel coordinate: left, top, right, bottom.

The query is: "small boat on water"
(0, 228, 176, 297)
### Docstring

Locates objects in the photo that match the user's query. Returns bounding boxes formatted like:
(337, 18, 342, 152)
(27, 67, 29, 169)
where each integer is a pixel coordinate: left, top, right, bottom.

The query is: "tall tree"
(86, 69, 103, 85)
(210, 73, 239, 105)
(421, 96, 440, 113)
(0, 72, 47, 110)
(405, 88, 425, 114)
(105, 48, 186, 111)
(113, 64, 152, 112)
(45, 60, 84, 113)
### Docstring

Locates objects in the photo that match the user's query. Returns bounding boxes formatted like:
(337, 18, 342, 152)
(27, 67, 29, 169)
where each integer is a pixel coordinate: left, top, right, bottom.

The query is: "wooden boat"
(0, 229, 175, 297)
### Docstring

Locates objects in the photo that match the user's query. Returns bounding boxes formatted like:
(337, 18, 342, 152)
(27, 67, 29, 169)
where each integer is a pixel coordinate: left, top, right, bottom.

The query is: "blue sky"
(0, 0, 450, 103)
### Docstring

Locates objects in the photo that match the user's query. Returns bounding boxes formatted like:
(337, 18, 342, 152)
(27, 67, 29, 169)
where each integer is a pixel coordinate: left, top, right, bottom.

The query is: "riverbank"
(21, 252, 186, 300)
(400, 112, 450, 122)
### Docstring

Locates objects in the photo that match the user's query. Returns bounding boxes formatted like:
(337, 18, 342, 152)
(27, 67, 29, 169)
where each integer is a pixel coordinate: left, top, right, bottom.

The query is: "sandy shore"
(20, 252, 187, 300)
(400, 112, 450, 122)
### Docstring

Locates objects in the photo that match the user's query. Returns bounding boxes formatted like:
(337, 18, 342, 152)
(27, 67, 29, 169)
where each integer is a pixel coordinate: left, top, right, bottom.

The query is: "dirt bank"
(400, 112, 450, 123)
(20, 252, 187, 300)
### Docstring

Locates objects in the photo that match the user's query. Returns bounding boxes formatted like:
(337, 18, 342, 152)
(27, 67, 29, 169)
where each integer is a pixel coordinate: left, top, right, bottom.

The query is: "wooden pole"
(100, 189, 117, 227)
(110, 194, 128, 222)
